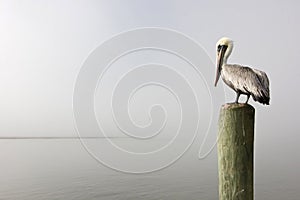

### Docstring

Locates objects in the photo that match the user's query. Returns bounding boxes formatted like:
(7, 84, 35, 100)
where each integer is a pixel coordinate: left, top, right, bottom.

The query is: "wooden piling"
(217, 103, 255, 200)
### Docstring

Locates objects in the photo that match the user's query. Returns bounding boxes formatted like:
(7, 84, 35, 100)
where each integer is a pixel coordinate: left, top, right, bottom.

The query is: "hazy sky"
(0, 0, 299, 153)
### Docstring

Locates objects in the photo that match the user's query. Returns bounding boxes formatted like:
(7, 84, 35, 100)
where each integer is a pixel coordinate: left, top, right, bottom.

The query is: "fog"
(0, 1, 299, 157)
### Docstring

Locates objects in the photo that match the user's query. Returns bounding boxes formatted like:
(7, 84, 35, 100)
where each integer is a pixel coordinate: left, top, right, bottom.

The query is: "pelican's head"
(214, 37, 234, 86)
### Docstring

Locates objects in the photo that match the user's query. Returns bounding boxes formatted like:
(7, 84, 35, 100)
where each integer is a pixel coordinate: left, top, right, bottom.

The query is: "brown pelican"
(214, 37, 270, 105)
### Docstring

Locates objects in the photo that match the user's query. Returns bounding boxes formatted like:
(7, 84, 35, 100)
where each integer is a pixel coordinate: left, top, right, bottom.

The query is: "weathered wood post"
(217, 103, 255, 200)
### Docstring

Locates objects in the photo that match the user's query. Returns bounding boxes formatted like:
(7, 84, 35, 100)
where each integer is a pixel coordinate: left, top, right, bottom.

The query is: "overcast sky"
(0, 0, 299, 156)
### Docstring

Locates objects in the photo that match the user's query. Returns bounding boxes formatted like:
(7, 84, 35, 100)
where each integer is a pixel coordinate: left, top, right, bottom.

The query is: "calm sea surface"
(0, 139, 297, 200)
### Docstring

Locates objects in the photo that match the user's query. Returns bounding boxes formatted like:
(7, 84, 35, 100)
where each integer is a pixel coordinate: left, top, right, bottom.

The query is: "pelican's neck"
(222, 56, 228, 65)
(222, 44, 232, 66)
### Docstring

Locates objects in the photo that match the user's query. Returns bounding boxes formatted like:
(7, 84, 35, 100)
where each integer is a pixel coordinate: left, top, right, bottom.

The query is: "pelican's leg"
(245, 94, 250, 104)
(235, 92, 240, 103)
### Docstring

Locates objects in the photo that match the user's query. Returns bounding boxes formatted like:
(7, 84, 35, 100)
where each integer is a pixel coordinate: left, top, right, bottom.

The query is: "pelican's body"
(214, 37, 270, 105)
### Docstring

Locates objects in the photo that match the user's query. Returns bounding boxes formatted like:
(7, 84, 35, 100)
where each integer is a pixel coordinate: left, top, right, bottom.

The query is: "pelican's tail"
(252, 88, 270, 105)
(251, 69, 270, 105)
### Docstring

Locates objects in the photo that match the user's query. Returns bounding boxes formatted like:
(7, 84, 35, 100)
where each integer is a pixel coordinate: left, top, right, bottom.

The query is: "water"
(0, 139, 297, 200)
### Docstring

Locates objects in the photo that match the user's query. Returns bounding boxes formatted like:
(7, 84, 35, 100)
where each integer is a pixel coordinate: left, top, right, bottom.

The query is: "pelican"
(214, 37, 270, 105)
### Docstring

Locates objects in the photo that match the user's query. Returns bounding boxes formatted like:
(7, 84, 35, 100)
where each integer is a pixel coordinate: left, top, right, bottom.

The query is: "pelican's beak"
(214, 45, 227, 86)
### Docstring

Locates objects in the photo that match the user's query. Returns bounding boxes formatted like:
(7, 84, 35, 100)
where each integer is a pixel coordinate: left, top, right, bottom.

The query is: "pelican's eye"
(217, 44, 228, 52)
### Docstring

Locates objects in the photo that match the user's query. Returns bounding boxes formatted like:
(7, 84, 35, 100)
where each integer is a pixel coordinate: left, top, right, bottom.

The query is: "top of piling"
(221, 103, 255, 111)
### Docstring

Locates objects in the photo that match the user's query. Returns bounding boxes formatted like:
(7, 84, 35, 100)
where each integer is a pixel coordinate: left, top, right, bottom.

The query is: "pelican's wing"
(244, 67, 270, 104)
(225, 65, 270, 104)
(251, 69, 269, 94)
